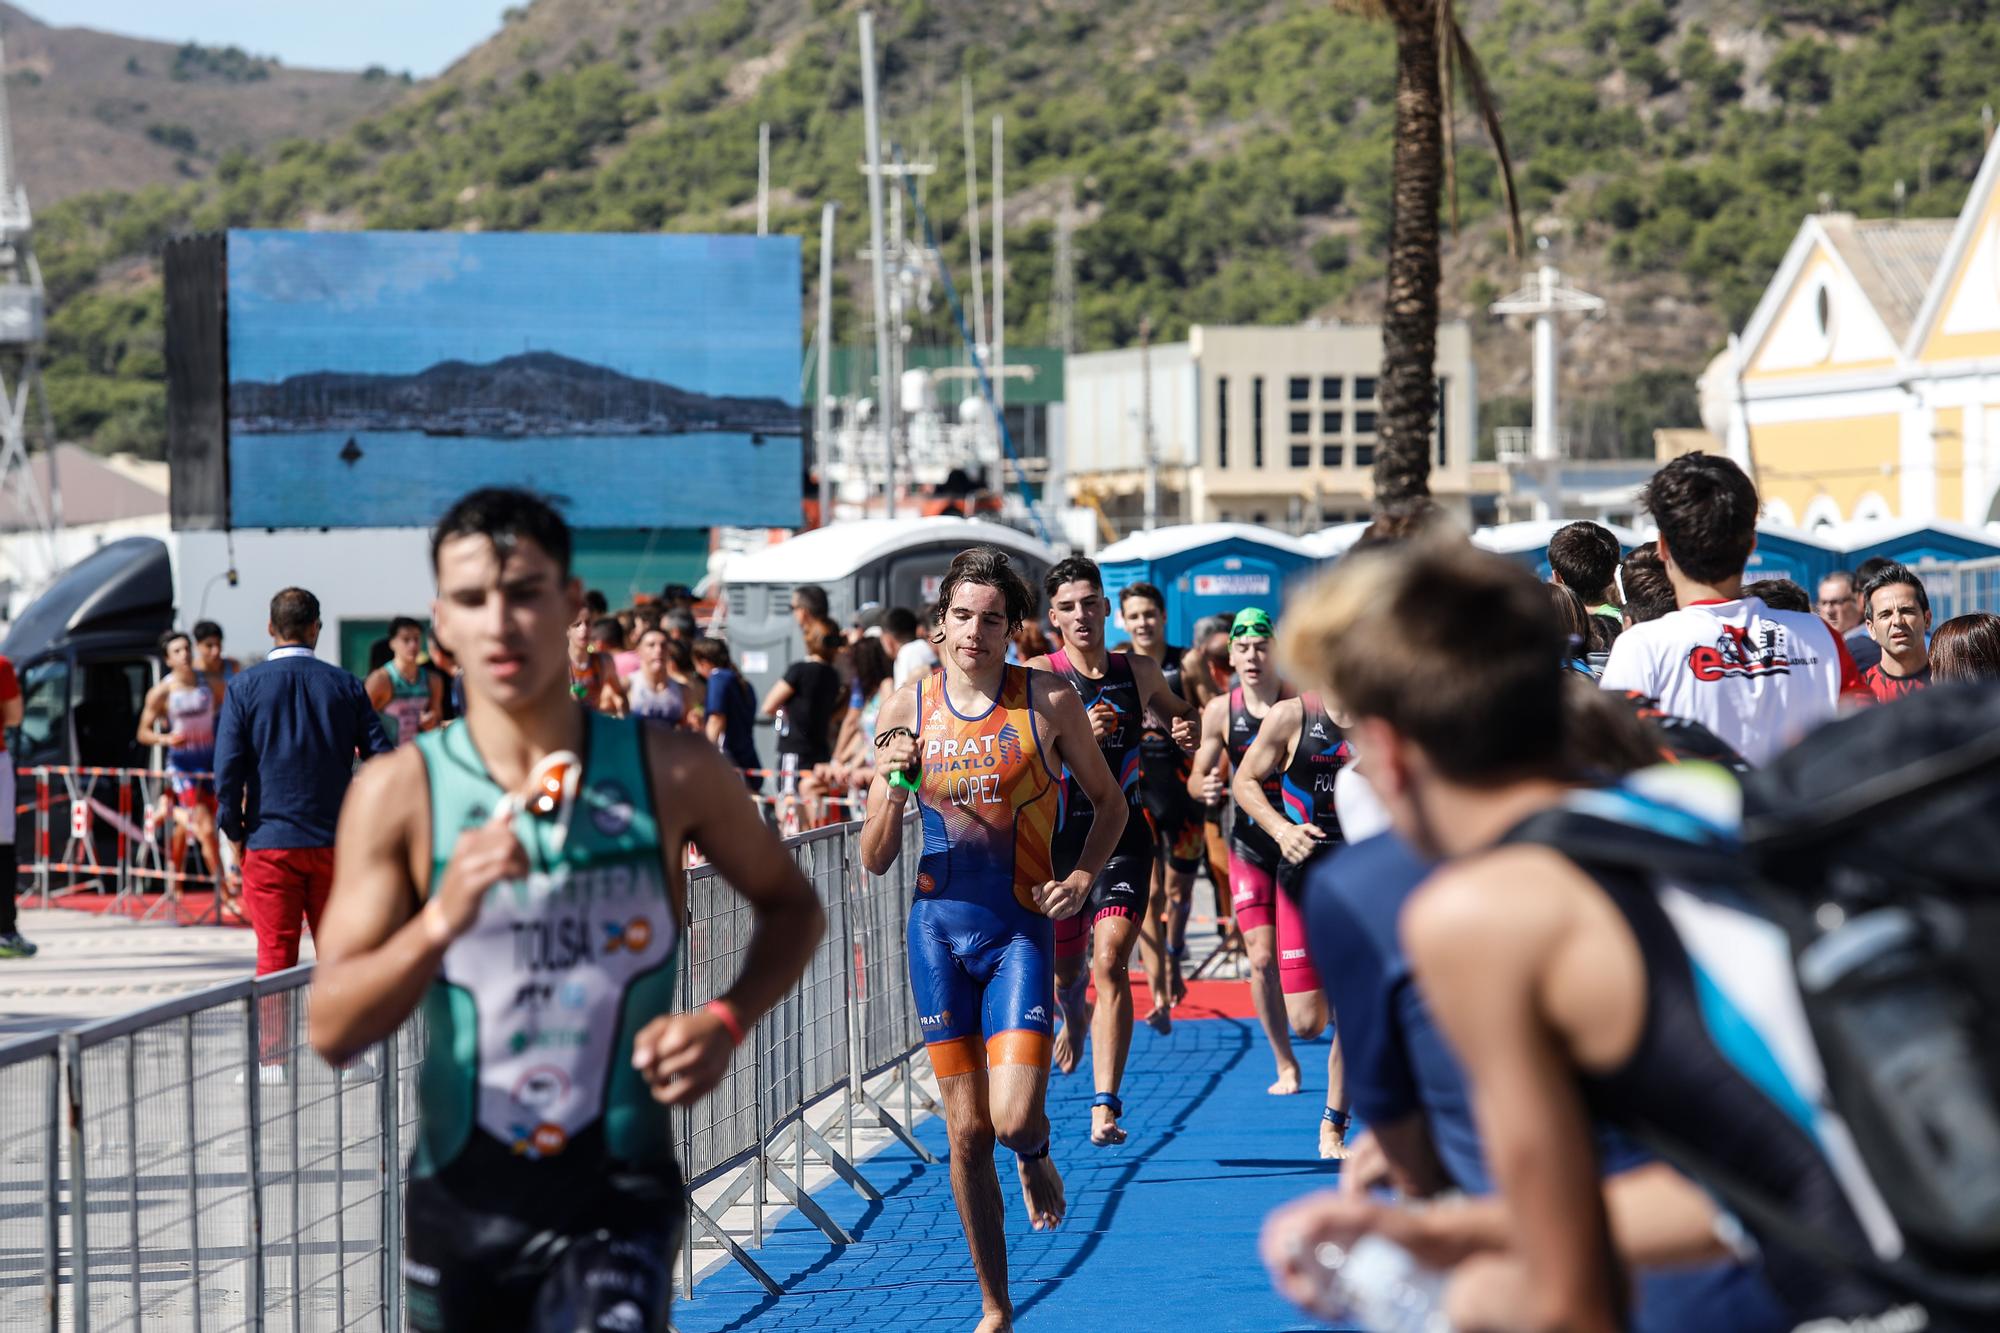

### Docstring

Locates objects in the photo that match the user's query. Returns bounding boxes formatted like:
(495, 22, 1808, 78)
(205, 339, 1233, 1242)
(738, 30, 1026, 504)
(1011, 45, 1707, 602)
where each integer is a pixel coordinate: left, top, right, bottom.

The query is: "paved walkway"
(0, 906, 296, 1038)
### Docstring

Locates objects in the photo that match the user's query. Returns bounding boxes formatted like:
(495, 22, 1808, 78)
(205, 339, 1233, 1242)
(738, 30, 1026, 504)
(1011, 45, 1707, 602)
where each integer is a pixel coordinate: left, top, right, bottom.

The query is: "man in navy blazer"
(216, 587, 390, 1066)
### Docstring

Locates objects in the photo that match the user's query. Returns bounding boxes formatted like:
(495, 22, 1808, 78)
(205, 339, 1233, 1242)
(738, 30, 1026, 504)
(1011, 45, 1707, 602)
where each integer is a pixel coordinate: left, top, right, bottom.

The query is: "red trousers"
(242, 846, 335, 974)
(242, 846, 334, 1064)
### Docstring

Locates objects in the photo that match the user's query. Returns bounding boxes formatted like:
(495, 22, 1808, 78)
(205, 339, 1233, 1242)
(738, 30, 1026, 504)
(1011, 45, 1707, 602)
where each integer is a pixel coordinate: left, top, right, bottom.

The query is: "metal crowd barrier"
(19, 767, 231, 924)
(1911, 554, 2000, 624)
(0, 816, 929, 1329)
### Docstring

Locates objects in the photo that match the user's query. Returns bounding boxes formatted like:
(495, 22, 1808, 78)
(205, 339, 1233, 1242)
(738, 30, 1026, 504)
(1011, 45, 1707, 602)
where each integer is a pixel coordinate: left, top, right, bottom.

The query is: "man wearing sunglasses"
(310, 488, 823, 1333)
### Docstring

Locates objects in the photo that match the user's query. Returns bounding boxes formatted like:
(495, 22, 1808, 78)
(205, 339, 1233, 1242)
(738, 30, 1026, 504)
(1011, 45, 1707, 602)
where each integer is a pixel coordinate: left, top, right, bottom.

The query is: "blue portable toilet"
(1832, 518, 2000, 570)
(1744, 523, 1842, 590)
(1097, 523, 1318, 647)
(1472, 520, 1642, 579)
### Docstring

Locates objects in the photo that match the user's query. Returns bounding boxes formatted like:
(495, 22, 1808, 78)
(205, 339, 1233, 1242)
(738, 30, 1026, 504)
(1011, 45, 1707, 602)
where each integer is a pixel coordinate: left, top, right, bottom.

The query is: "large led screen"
(226, 230, 802, 528)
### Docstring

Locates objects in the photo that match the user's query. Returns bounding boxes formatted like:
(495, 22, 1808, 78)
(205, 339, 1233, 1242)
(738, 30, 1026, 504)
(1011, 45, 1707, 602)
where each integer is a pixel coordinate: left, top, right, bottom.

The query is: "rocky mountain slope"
(36, 0, 2000, 459)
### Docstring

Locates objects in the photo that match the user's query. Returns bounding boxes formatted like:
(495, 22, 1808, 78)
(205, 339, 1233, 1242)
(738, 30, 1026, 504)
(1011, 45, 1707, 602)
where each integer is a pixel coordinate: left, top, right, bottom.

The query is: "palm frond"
(1448, 12, 1524, 260)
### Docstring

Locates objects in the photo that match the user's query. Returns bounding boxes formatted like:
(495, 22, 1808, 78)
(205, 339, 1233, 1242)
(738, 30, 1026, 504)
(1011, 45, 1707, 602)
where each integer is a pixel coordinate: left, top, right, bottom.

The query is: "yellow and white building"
(1715, 129, 2000, 532)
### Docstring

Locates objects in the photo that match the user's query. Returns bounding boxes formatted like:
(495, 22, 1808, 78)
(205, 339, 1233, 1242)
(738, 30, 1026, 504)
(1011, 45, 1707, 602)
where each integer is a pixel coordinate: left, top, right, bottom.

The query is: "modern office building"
(1064, 321, 1481, 537)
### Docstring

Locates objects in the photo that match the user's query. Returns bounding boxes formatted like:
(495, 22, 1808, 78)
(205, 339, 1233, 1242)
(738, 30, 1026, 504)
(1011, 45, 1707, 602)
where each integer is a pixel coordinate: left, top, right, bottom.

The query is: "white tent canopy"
(723, 518, 1057, 585)
(1298, 522, 1371, 560)
(1471, 519, 1643, 556)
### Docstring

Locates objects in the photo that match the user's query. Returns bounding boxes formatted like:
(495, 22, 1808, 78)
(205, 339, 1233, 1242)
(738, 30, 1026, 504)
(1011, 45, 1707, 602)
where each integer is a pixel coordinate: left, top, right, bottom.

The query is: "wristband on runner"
(421, 898, 456, 951)
(706, 998, 746, 1047)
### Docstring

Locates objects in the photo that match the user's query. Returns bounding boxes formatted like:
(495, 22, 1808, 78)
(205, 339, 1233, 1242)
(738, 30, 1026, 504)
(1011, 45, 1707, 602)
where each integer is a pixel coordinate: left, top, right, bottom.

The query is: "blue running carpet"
(677, 1016, 1345, 1331)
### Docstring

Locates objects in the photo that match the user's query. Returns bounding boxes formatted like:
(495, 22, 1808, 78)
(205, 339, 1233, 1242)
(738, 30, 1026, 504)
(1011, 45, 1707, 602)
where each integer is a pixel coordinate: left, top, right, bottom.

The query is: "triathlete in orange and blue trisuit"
(908, 664, 1067, 1079)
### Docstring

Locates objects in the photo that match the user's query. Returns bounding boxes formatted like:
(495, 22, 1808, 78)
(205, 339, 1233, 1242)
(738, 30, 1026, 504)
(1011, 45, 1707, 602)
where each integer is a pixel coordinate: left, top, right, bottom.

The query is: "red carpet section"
(43, 890, 248, 928)
(1100, 971, 1261, 1021)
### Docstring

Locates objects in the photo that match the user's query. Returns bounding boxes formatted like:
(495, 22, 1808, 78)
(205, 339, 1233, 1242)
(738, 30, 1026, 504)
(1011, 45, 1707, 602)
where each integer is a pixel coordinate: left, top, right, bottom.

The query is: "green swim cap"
(1229, 607, 1274, 640)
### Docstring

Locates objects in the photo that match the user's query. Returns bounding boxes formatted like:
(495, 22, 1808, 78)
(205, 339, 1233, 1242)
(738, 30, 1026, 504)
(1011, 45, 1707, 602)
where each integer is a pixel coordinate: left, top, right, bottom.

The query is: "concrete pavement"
(0, 906, 299, 1038)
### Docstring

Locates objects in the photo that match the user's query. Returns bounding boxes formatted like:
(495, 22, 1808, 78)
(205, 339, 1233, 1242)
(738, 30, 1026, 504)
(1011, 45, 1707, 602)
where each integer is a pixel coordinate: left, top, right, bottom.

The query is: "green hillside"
(38, 0, 2000, 460)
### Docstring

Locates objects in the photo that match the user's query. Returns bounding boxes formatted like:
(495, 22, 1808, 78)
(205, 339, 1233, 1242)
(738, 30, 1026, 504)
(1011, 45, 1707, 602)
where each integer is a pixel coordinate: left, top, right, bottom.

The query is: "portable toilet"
(719, 518, 1058, 703)
(1743, 523, 1842, 591)
(1472, 520, 1641, 580)
(1832, 518, 2000, 571)
(1096, 523, 1317, 647)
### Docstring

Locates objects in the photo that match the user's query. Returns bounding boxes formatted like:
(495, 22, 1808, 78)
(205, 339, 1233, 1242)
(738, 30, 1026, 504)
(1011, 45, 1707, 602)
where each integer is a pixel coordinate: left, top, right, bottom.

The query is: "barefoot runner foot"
(1090, 1092, 1127, 1147)
(1017, 1152, 1067, 1230)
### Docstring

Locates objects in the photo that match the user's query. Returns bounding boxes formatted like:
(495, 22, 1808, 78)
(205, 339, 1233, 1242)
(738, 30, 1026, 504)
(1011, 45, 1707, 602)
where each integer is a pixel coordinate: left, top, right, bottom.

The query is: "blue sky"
(38, 1, 512, 78)
(228, 231, 801, 402)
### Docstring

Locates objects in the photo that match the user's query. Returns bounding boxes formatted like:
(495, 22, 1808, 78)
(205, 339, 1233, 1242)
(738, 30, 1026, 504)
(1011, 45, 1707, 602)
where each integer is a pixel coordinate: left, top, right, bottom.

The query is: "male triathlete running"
(1186, 617, 1241, 962)
(192, 620, 242, 682)
(365, 615, 446, 747)
(622, 625, 687, 726)
(1029, 559, 1198, 1146)
(566, 607, 628, 716)
(860, 545, 1126, 1333)
(1188, 609, 1306, 1093)
(1116, 582, 1206, 1025)
(1230, 690, 1353, 1158)
(309, 489, 822, 1333)
(137, 630, 233, 908)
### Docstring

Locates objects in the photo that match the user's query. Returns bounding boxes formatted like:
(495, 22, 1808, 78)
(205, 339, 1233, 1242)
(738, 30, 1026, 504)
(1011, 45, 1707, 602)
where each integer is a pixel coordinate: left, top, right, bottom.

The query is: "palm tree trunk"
(1375, 2, 1444, 510)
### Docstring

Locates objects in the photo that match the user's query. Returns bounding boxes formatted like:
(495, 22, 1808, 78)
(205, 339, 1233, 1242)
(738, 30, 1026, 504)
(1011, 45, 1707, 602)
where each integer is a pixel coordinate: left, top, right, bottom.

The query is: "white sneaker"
(235, 1064, 289, 1087)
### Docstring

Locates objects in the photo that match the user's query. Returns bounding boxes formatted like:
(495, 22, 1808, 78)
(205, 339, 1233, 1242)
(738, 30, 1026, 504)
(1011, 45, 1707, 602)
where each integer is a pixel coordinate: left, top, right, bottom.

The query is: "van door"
(75, 657, 153, 771)
(10, 657, 71, 771)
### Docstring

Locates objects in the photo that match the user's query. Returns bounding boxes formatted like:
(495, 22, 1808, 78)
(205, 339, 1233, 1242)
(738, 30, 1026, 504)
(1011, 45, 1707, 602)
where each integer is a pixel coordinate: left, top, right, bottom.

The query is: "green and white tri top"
(412, 710, 681, 1190)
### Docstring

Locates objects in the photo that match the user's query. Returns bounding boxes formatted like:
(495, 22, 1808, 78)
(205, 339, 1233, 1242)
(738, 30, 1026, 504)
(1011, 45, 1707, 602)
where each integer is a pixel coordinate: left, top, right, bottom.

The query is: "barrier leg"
(40, 1047, 57, 1333)
(799, 1118, 879, 1203)
(245, 993, 266, 1332)
(66, 1036, 92, 1333)
(184, 1014, 205, 1333)
(686, 1203, 781, 1297)
(382, 1028, 402, 1333)
(761, 1123, 854, 1245)
(856, 1074, 937, 1165)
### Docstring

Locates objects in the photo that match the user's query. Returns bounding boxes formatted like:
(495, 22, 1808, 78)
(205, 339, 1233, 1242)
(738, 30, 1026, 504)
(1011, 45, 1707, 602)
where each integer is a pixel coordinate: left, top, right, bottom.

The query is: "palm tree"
(1339, 0, 1522, 511)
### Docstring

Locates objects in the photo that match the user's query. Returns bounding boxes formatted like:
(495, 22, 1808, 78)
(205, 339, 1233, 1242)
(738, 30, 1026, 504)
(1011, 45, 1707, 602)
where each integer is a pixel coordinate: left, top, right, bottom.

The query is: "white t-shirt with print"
(892, 638, 940, 689)
(1598, 596, 1861, 768)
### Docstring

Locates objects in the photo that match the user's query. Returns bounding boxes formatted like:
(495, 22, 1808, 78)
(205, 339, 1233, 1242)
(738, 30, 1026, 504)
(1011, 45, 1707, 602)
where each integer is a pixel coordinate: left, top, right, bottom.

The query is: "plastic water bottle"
(1310, 1234, 1451, 1333)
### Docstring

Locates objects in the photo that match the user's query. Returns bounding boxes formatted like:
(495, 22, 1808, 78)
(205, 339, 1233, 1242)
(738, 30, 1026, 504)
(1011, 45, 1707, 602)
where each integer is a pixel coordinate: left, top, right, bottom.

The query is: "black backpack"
(1509, 688, 2000, 1319)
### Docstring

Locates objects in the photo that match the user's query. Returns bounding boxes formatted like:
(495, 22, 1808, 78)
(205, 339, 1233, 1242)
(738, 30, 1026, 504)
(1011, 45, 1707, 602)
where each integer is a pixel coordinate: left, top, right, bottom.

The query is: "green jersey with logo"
(411, 710, 680, 1184)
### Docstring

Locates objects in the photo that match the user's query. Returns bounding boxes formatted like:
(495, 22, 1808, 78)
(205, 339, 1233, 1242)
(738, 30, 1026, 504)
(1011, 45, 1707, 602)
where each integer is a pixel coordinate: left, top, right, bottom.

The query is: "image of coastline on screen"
(225, 229, 803, 529)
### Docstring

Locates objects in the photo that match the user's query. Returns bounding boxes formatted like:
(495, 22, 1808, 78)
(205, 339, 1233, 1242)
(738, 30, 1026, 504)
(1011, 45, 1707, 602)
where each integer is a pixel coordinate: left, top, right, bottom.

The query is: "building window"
(1217, 376, 1229, 469)
(1288, 376, 1311, 402)
(1322, 410, 1343, 434)
(1321, 376, 1340, 400)
(1252, 511, 1268, 525)
(1435, 376, 1448, 467)
(1252, 376, 1265, 468)
(1289, 411, 1311, 435)
(1355, 410, 1378, 435)
(1322, 444, 1343, 467)
(1355, 376, 1379, 401)
(1356, 444, 1376, 466)
(1290, 444, 1312, 468)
